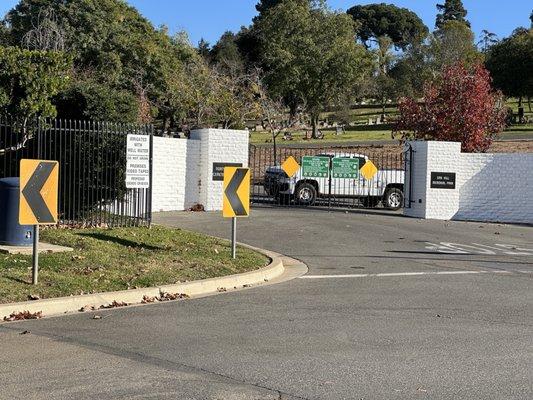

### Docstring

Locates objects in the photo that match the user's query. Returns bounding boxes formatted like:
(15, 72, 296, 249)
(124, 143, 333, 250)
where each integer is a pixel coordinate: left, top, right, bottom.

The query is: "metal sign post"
(19, 159, 59, 285)
(32, 225, 39, 285)
(231, 217, 237, 259)
(222, 167, 250, 259)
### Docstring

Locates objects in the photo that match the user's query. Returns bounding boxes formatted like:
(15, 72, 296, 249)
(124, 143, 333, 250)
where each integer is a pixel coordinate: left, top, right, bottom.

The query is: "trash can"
(0, 178, 34, 246)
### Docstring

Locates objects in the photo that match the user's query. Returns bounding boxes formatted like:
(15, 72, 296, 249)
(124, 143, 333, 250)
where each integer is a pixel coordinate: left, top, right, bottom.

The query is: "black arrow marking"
(22, 162, 56, 223)
(225, 168, 248, 216)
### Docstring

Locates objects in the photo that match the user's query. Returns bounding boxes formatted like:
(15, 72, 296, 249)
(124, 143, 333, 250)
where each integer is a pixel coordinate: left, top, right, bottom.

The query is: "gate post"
(147, 124, 154, 228)
(403, 143, 415, 209)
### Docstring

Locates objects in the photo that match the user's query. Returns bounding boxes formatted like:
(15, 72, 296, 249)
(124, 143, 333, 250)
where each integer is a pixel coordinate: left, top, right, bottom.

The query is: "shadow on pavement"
(76, 232, 165, 251)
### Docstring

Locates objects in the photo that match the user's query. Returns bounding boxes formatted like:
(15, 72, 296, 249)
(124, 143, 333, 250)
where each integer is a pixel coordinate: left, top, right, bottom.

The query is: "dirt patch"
(490, 141, 533, 153)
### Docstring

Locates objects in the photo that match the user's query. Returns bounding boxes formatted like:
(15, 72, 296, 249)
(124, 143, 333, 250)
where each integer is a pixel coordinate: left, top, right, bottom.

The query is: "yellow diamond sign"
(281, 156, 300, 178)
(360, 160, 378, 180)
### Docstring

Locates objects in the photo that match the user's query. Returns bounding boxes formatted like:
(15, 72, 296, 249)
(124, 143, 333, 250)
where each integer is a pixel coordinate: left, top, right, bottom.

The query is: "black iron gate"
(249, 144, 406, 210)
(0, 116, 153, 227)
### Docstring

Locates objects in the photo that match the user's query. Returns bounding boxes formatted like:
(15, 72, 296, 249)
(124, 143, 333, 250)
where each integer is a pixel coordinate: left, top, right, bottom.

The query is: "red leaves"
(141, 293, 189, 303)
(3, 311, 43, 322)
(159, 292, 189, 301)
(100, 301, 128, 309)
(394, 63, 506, 153)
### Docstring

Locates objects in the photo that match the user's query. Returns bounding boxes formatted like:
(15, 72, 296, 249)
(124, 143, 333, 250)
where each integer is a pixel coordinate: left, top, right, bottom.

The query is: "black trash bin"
(0, 178, 34, 246)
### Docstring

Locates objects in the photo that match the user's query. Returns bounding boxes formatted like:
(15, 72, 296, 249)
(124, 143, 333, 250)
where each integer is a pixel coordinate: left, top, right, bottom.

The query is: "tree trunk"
(311, 115, 319, 139)
(272, 133, 277, 165)
(162, 117, 170, 134)
(289, 102, 298, 123)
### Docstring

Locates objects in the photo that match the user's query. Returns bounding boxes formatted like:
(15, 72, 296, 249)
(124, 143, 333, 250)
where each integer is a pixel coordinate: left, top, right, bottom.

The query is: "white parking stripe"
(300, 270, 512, 279)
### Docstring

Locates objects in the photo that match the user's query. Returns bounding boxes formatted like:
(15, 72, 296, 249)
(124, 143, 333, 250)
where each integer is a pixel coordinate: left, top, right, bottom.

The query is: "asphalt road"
(1, 207, 532, 400)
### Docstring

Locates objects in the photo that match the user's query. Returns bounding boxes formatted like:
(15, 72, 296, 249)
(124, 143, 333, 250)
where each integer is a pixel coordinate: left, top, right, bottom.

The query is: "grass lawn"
(250, 125, 395, 145)
(501, 124, 533, 137)
(0, 226, 269, 304)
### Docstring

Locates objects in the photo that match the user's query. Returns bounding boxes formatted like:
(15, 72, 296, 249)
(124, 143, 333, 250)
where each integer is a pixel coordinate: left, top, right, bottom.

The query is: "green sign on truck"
(332, 158, 359, 179)
(302, 156, 330, 178)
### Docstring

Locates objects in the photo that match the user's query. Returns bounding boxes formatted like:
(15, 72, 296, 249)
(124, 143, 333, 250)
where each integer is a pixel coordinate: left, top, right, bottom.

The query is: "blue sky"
(1, 0, 531, 46)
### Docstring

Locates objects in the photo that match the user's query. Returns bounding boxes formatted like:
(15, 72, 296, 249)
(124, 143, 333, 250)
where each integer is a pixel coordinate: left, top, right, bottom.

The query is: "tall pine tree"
(436, 0, 470, 29)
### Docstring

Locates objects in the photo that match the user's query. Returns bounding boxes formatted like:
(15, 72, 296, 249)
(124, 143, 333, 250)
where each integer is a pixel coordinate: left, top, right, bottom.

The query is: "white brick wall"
(405, 141, 533, 224)
(190, 129, 249, 211)
(152, 129, 249, 212)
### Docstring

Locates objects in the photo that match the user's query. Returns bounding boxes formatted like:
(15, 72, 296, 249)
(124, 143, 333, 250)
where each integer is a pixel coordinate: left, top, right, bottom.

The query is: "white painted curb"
(0, 245, 285, 320)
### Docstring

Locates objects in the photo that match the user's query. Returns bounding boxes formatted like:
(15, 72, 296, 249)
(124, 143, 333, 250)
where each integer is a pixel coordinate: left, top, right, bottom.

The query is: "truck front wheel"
(384, 188, 404, 210)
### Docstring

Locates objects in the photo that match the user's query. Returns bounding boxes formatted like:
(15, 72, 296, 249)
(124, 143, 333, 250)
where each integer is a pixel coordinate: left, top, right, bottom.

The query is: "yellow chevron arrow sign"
(223, 167, 250, 218)
(20, 159, 59, 225)
(19, 159, 59, 285)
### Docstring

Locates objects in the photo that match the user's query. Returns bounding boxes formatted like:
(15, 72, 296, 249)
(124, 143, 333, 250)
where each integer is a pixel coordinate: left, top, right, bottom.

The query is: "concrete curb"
(0, 244, 291, 321)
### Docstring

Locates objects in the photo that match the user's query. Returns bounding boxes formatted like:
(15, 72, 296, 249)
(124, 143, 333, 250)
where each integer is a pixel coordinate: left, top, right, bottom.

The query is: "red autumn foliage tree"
(394, 63, 506, 152)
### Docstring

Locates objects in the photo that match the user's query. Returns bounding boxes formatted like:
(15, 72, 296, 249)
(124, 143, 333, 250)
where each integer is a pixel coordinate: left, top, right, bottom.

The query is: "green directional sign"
(332, 158, 359, 179)
(302, 156, 330, 178)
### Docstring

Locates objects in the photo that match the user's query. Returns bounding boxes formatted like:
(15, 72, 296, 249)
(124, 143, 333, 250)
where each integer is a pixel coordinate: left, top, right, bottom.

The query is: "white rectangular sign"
(126, 134, 150, 189)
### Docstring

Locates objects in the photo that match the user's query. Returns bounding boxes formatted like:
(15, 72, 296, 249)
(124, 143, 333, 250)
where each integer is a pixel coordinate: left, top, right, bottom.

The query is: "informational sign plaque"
(126, 135, 150, 189)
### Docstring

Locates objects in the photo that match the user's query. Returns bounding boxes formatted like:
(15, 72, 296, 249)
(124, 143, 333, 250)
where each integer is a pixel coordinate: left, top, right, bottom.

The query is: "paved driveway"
(1, 207, 532, 399)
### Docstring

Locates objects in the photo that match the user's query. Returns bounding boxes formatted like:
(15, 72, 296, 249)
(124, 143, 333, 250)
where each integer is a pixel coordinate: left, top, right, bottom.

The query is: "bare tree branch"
(22, 8, 66, 52)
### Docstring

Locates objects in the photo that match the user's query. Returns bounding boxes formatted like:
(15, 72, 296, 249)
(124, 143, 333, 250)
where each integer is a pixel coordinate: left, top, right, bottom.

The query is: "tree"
(431, 20, 481, 69)
(0, 22, 10, 46)
(20, 8, 65, 51)
(389, 20, 481, 99)
(394, 63, 506, 153)
(371, 35, 397, 117)
(347, 3, 428, 50)
(256, 0, 284, 15)
(485, 28, 533, 109)
(388, 43, 433, 98)
(197, 38, 211, 62)
(477, 30, 498, 52)
(436, 0, 470, 29)
(169, 48, 262, 130)
(250, 69, 302, 161)
(254, 0, 314, 20)
(346, 4, 428, 113)
(0, 46, 71, 154)
(257, 0, 373, 138)
(234, 25, 262, 68)
(4, 0, 194, 127)
(55, 80, 139, 123)
(210, 31, 245, 73)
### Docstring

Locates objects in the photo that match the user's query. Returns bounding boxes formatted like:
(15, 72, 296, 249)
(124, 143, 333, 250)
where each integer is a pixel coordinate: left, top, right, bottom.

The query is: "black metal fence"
(249, 144, 406, 210)
(0, 116, 153, 227)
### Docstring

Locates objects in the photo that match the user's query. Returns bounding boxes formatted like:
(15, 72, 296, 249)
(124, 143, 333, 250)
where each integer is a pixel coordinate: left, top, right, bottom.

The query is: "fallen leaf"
(100, 300, 128, 309)
(3, 310, 43, 322)
(92, 315, 102, 320)
(159, 292, 189, 301)
(19, 330, 30, 335)
(141, 295, 157, 304)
